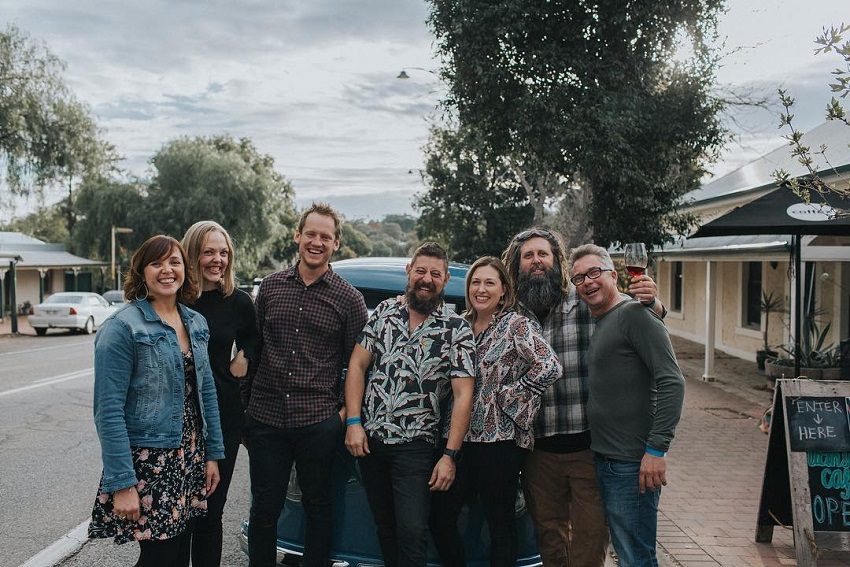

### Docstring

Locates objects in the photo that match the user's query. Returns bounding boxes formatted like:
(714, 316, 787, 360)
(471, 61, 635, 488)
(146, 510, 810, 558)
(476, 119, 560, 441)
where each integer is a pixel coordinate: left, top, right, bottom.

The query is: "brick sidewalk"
(659, 336, 850, 566)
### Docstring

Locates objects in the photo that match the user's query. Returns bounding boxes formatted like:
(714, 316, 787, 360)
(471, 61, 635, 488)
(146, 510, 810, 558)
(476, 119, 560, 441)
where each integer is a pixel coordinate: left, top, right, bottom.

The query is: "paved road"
(0, 332, 100, 567)
(0, 331, 252, 567)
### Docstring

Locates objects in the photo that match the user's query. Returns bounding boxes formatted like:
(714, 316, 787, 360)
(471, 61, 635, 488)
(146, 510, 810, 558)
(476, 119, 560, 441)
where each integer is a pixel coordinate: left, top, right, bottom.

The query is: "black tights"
(135, 529, 191, 567)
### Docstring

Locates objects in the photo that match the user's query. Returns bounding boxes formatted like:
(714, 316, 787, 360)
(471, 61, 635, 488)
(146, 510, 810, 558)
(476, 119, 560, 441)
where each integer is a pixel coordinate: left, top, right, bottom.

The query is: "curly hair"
(124, 235, 198, 304)
(501, 227, 571, 295)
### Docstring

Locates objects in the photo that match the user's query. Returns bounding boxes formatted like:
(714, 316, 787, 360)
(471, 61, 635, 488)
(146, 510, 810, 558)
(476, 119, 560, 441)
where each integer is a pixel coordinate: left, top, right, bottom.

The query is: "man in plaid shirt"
(502, 228, 664, 567)
(243, 203, 368, 567)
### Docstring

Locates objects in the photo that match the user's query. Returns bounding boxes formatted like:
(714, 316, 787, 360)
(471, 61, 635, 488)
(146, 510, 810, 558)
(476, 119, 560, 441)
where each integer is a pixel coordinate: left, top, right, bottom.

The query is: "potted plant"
(756, 291, 784, 372)
(765, 318, 840, 380)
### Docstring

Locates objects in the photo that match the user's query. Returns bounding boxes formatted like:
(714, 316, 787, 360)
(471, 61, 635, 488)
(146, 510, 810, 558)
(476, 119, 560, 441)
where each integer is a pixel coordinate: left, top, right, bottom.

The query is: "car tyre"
(35, 328, 47, 336)
(83, 317, 94, 335)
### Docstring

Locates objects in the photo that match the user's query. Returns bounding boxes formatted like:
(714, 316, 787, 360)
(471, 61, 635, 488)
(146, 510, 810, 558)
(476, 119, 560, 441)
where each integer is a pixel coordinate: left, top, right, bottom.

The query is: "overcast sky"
(1, 0, 847, 220)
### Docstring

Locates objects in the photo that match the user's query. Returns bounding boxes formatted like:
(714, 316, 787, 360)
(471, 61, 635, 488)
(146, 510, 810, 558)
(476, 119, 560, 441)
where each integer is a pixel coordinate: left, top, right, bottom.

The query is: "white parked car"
(29, 292, 116, 336)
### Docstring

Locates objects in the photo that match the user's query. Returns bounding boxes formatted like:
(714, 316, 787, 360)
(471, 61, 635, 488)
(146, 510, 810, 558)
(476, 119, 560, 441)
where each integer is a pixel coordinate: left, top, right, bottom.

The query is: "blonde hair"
(181, 221, 236, 298)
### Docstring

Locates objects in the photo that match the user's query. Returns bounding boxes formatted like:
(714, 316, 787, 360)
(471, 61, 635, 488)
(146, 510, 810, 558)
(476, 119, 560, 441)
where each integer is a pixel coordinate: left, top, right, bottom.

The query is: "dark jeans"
(430, 441, 526, 567)
(135, 529, 190, 567)
(358, 437, 436, 567)
(190, 430, 240, 566)
(246, 412, 342, 567)
(595, 454, 661, 567)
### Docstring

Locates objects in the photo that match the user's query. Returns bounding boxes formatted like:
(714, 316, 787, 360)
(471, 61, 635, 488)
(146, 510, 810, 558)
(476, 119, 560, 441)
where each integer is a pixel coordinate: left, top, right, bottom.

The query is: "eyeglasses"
(570, 267, 613, 286)
(513, 228, 555, 243)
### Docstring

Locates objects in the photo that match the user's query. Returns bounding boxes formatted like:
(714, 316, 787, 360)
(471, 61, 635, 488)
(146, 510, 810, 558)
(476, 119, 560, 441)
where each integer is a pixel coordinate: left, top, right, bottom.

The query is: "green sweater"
(586, 300, 684, 461)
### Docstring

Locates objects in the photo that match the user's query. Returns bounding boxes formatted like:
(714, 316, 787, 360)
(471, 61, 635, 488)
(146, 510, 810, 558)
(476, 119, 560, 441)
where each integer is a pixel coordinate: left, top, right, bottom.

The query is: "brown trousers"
(523, 448, 608, 567)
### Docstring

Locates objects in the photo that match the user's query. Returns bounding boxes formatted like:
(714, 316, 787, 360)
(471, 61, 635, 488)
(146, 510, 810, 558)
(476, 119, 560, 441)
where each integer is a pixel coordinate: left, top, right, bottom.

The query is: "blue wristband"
(345, 416, 362, 427)
(645, 445, 666, 457)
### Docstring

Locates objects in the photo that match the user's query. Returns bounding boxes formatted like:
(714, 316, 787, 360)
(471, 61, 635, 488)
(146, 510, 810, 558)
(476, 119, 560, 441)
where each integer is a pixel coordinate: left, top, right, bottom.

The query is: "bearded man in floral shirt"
(344, 242, 475, 567)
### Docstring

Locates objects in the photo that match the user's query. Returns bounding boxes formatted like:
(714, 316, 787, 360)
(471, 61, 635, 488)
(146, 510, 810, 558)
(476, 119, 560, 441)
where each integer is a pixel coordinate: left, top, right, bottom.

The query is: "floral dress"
(89, 350, 208, 543)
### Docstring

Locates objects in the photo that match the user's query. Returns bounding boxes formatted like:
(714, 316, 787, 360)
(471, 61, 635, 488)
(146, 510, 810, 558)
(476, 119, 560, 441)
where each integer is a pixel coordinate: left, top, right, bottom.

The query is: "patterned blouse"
(358, 298, 476, 445)
(466, 310, 562, 450)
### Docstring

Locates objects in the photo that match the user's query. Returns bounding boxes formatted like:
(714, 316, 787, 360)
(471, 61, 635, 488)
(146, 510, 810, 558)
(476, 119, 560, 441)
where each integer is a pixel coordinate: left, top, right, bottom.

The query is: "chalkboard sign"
(807, 451, 850, 532)
(785, 396, 850, 452)
(755, 379, 850, 565)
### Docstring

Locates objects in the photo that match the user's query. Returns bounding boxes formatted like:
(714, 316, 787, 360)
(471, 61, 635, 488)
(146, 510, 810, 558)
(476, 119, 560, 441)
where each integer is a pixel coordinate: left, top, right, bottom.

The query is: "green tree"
(0, 25, 112, 206)
(335, 222, 373, 260)
(1, 201, 69, 244)
(427, 0, 728, 249)
(146, 135, 297, 277)
(71, 177, 147, 265)
(415, 124, 534, 262)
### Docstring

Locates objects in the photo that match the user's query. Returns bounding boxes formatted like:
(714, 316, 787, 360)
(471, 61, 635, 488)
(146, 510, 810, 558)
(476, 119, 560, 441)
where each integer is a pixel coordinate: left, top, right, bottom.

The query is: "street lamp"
(111, 226, 133, 289)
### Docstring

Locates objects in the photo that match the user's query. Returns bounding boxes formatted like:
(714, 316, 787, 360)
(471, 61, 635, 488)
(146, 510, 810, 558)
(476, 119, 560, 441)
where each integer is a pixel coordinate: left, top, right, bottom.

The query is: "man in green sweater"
(568, 244, 685, 567)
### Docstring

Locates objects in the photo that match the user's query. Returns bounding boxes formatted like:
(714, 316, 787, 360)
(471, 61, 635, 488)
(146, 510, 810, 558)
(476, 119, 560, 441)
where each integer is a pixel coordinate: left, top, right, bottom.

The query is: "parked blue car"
(241, 257, 542, 566)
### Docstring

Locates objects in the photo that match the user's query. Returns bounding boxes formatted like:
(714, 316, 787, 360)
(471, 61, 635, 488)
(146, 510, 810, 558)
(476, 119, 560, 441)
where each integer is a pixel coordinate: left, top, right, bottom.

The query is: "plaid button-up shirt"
(245, 263, 368, 429)
(518, 287, 595, 438)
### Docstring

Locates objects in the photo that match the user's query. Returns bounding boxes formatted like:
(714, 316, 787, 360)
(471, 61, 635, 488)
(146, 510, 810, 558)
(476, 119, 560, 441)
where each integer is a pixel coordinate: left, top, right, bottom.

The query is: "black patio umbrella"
(689, 186, 850, 377)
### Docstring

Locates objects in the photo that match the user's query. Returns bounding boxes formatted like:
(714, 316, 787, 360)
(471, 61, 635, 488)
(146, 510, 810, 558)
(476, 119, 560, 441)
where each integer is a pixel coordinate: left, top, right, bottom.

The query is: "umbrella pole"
(794, 234, 802, 378)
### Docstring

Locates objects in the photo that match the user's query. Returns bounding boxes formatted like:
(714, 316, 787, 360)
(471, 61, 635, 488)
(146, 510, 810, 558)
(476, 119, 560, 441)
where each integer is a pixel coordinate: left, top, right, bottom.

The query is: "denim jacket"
(93, 299, 225, 493)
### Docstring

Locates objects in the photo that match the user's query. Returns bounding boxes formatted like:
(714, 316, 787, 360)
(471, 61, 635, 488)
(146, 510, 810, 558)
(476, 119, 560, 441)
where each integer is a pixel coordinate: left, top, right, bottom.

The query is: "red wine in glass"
(624, 243, 648, 280)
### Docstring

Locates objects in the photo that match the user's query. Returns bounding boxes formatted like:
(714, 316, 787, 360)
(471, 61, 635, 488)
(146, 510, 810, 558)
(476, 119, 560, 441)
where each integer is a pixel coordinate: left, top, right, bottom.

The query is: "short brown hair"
(124, 235, 198, 304)
(181, 220, 236, 298)
(464, 256, 515, 325)
(501, 227, 571, 294)
(297, 202, 342, 241)
(410, 241, 449, 272)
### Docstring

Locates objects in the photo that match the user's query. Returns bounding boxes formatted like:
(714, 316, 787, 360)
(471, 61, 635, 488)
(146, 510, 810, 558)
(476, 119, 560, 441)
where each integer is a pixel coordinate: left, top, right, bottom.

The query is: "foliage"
(426, 0, 728, 249)
(71, 177, 147, 264)
(335, 222, 373, 260)
(0, 24, 113, 205)
(776, 316, 839, 369)
(759, 290, 785, 352)
(350, 215, 419, 258)
(773, 23, 850, 210)
(1, 201, 68, 244)
(415, 124, 534, 263)
(145, 135, 297, 278)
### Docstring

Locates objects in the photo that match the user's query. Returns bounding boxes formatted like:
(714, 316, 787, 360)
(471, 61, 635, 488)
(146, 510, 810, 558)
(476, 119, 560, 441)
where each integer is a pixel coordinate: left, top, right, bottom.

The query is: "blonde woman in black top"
(181, 221, 258, 567)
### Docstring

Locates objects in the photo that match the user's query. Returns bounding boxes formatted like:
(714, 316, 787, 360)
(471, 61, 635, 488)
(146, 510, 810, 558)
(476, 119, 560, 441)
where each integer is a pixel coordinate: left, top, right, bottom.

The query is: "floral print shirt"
(359, 299, 476, 445)
(466, 311, 562, 449)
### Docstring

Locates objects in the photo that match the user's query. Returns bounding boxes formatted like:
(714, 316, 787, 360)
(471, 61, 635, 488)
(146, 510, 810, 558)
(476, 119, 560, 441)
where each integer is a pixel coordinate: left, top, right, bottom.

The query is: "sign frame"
(756, 379, 850, 565)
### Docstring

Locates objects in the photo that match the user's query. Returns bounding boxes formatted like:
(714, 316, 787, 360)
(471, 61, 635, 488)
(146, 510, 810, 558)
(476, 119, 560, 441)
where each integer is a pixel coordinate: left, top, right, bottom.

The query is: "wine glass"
(624, 243, 648, 279)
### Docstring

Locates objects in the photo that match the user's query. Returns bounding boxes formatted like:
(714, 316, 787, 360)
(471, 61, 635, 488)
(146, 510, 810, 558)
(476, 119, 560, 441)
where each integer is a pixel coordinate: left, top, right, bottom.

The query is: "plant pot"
(764, 360, 789, 380)
(820, 367, 841, 381)
(756, 350, 778, 372)
(798, 367, 823, 380)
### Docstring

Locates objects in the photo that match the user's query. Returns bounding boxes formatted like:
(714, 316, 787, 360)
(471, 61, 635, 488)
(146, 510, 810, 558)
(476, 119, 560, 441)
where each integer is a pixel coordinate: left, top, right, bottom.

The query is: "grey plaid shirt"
(518, 286, 594, 438)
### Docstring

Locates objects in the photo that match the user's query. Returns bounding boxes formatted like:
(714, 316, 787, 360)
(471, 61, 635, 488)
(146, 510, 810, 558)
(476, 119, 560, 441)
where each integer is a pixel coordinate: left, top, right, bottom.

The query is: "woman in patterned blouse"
(430, 256, 562, 567)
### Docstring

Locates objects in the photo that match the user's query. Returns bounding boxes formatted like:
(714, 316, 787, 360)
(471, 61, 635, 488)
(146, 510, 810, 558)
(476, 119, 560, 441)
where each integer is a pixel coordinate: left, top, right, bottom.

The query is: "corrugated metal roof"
(15, 250, 105, 268)
(656, 234, 790, 257)
(687, 120, 850, 205)
(0, 232, 104, 268)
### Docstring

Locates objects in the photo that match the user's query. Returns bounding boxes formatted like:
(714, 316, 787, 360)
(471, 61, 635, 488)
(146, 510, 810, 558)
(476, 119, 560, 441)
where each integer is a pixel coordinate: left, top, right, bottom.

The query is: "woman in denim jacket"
(88, 235, 225, 567)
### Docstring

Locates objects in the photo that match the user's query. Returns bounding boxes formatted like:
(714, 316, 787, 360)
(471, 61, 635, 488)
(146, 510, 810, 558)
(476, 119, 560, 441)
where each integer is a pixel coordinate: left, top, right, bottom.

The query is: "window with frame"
(671, 261, 683, 312)
(743, 262, 762, 329)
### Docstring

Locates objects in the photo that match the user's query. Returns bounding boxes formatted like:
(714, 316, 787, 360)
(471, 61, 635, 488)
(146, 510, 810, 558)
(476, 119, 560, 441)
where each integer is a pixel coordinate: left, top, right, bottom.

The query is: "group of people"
(88, 201, 685, 567)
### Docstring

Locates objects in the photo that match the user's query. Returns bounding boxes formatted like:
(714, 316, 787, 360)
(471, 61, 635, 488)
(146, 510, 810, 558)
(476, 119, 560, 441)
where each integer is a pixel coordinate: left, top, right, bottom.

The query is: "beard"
(406, 282, 444, 315)
(517, 264, 564, 315)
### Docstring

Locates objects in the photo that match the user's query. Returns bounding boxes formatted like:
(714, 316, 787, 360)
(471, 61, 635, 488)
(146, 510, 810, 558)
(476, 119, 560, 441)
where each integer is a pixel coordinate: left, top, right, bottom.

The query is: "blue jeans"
(358, 438, 436, 567)
(246, 413, 342, 567)
(595, 455, 660, 567)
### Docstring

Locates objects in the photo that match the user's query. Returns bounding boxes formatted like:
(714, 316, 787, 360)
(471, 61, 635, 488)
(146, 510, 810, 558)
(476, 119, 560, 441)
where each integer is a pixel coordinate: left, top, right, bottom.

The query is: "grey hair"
(568, 244, 615, 272)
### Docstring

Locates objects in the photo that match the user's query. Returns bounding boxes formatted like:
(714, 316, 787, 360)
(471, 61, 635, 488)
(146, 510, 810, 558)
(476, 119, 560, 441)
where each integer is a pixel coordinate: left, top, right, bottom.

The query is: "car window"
(87, 296, 101, 305)
(46, 294, 83, 304)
